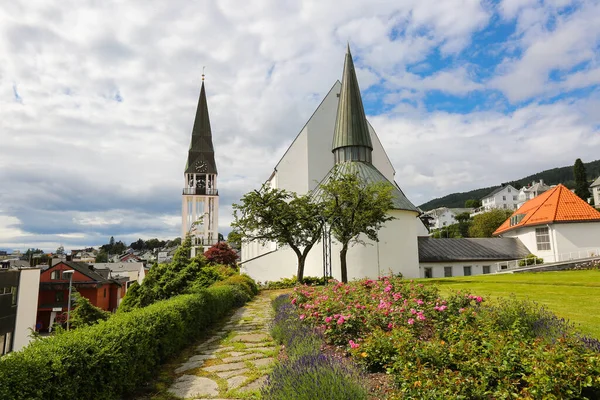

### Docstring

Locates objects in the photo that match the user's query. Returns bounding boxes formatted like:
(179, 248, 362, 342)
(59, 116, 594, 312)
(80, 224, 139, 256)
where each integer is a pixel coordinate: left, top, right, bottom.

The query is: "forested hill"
(418, 159, 600, 211)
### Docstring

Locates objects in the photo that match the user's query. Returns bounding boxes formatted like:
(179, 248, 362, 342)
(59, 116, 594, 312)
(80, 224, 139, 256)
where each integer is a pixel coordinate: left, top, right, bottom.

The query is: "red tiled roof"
(493, 184, 600, 235)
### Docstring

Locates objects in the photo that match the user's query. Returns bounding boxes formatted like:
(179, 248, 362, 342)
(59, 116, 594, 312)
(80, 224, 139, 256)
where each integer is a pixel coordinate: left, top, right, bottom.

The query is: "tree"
(55, 245, 65, 255)
(168, 237, 182, 247)
(69, 293, 110, 329)
(227, 230, 242, 249)
(109, 236, 115, 248)
(455, 212, 472, 238)
(95, 250, 108, 263)
(464, 199, 481, 208)
(232, 186, 324, 282)
(319, 171, 394, 283)
(204, 242, 238, 267)
(130, 238, 145, 251)
(468, 209, 513, 238)
(218, 233, 224, 242)
(574, 158, 590, 201)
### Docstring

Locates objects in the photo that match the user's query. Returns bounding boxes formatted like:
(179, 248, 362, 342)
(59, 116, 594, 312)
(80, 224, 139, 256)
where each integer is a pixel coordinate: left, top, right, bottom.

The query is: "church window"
(536, 227, 551, 251)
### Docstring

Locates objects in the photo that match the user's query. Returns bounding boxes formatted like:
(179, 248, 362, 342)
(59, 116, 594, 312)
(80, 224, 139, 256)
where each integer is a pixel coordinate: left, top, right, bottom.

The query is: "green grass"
(421, 270, 600, 338)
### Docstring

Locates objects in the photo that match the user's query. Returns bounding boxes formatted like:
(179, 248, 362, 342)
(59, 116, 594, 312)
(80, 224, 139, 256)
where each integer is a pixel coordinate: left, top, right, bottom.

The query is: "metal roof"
(312, 161, 419, 212)
(418, 237, 530, 262)
(332, 45, 373, 152)
(185, 81, 218, 175)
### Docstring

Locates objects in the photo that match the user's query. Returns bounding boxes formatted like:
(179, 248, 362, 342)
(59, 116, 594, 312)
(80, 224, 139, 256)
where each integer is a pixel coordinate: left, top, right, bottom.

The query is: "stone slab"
(227, 375, 247, 390)
(175, 360, 203, 374)
(238, 375, 268, 393)
(221, 353, 264, 363)
(251, 357, 274, 368)
(167, 375, 218, 398)
(231, 333, 269, 343)
(215, 369, 250, 379)
(189, 354, 216, 362)
(203, 361, 247, 373)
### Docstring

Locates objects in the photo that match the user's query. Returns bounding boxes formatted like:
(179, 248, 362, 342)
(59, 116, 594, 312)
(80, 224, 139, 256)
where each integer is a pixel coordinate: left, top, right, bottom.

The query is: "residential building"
(421, 207, 473, 230)
(241, 46, 421, 282)
(0, 265, 40, 355)
(418, 237, 530, 278)
(90, 262, 147, 291)
(182, 75, 219, 257)
(591, 176, 600, 207)
(517, 180, 551, 208)
(480, 184, 519, 211)
(37, 261, 125, 331)
(494, 184, 600, 262)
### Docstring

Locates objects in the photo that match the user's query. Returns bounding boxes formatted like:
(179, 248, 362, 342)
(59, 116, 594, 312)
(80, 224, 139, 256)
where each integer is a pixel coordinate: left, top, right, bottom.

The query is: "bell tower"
(182, 73, 219, 256)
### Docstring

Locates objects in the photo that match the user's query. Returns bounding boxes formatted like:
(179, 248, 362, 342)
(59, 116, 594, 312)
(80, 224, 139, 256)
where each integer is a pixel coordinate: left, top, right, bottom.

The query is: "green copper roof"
(332, 45, 373, 152)
(185, 81, 218, 174)
(312, 162, 419, 212)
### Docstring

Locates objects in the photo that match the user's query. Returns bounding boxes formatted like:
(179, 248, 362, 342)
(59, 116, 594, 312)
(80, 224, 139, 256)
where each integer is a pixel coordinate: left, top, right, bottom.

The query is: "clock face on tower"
(194, 160, 207, 172)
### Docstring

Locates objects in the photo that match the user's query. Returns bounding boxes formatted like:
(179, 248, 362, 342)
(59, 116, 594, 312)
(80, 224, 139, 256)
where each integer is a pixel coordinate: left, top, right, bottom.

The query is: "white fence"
(495, 248, 600, 272)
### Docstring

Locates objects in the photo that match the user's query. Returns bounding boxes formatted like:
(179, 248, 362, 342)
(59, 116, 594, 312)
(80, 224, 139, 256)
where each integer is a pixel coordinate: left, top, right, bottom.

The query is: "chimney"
(540, 179, 544, 186)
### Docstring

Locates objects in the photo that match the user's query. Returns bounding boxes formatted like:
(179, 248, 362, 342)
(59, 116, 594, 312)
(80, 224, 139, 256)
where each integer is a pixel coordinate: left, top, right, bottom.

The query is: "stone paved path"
(167, 292, 277, 399)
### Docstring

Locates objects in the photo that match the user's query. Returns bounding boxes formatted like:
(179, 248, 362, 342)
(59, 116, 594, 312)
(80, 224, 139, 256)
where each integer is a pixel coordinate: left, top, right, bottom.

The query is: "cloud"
(0, 0, 598, 251)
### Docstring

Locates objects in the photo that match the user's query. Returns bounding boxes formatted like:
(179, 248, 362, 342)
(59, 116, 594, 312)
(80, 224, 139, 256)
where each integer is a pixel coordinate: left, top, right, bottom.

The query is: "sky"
(1, 0, 599, 252)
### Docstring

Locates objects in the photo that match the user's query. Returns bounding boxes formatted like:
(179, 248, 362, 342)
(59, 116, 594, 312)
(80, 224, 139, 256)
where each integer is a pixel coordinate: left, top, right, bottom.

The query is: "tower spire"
(332, 44, 373, 164)
(185, 77, 217, 174)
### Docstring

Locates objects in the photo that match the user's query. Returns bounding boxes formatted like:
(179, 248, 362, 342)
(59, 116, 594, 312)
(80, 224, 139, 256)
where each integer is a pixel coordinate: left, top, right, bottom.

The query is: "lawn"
(422, 269, 600, 338)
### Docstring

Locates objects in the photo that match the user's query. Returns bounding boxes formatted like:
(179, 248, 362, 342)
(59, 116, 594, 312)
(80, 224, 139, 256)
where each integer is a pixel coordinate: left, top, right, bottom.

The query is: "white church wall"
(368, 123, 396, 183)
(274, 127, 309, 194)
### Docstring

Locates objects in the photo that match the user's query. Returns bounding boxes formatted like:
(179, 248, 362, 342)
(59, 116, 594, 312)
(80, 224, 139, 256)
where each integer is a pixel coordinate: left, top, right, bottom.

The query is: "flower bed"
(291, 277, 600, 399)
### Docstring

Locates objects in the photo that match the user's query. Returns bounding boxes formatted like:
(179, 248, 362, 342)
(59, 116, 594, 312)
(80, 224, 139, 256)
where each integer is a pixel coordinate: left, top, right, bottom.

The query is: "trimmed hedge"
(212, 274, 258, 297)
(0, 285, 250, 400)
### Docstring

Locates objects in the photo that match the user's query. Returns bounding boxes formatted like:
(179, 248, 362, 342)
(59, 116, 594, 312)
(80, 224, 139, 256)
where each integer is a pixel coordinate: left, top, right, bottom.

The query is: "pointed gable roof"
(591, 176, 600, 188)
(185, 81, 218, 174)
(494, 184, 600, 235)
(332, 45, 373, 151)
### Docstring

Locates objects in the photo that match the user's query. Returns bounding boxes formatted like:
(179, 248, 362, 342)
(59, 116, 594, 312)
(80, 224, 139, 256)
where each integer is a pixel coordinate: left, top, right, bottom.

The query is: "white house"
(481, 184, 519, 211)
(0, 266, 40, 354)
(418, 237, 530, 278)
(240, 46, 422, 282)
(421, 207, 473, 230)
(591, 176, 600, 207)
(517, 180, 551, 208)
(494, 184, 600, 262)
(90, 262, 147, 291)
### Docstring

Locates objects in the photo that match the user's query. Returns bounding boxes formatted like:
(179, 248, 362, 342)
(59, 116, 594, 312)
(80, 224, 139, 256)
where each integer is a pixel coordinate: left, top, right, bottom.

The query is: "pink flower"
(476, 296, 483, 303)
(417, 313, 426, 321)
(459, 308, 465, 313)
(291, 298, 297, 305)
(410, 308, 417, 315)
(337, 316, 345, 325)
(299, 314, 305, 320)
(384, 285, 392, 293)
(325, 316, 332, 323)
(388, 322, 393, 329)
(407, 318, 415, 325)
(349, 340, 360, 349)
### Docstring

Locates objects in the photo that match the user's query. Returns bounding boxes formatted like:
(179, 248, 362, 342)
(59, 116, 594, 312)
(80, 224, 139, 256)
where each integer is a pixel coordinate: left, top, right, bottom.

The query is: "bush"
(212, 274, 258, 297)
(519, 253, 544, 266)
(262, 294, 367, 400)
(262, 276, 327, 289)
(0, 285, 251, 400)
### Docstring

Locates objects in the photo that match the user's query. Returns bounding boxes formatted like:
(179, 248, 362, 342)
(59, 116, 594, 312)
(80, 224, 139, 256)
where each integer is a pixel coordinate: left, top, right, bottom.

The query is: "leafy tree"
(464, 199, 481, 208)
(232, 186, 324, 282)
(55, 245, 65, 255)
(130, 238, 145, 251)
(218, 233, 224, 242)
(319, 170, 394, 283)
(109, 236, 115, 248)
(145, 238, 166, 251)
(95, 250, 108, 263)
(112, 240, 127, 255)
(469, 209, 513, 238)
(69, 293, 110, 329)
(168, 237, 181, 247)
(204, 242, 238, 267)
(574, 158, 590, 201)
(227, 230, 242, 249)
(455, 212, 472, 238)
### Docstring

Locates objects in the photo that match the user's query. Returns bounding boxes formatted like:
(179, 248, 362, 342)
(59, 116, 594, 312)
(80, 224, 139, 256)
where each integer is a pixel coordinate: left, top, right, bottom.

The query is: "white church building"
(240, 46, 427, 283)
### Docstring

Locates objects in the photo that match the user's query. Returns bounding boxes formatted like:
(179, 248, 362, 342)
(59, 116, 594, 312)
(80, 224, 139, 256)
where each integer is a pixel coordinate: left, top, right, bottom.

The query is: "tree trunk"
(297, 255, 305, 283)
(340, 244, 348, 283)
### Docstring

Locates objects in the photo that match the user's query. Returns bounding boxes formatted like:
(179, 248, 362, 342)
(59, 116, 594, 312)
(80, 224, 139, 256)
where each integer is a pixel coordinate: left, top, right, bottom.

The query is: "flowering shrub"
(262, 294, 367, 400)
(291, 277, 600, 398)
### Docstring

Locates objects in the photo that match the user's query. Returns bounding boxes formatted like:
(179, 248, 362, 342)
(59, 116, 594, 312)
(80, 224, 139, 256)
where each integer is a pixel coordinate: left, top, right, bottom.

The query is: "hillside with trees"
(419, 159, 600, 211)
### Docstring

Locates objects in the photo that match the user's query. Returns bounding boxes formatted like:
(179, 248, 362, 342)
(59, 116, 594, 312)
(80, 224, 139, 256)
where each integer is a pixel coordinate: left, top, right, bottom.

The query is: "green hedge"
(212, 274, 259, 297)
(0, 285, 250, 400)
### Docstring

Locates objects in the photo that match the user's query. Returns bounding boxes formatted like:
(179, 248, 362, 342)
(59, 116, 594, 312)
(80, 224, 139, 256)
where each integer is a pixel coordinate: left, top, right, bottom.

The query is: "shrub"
(204, 242, 238, 267)
(212, 274, 258, 297)
(0, 285, 251, 400)
(261, 276, 327, 290)
(262, 294, 367, 400)
(68, 293, 111, 329)
(519, 253, 544, 266)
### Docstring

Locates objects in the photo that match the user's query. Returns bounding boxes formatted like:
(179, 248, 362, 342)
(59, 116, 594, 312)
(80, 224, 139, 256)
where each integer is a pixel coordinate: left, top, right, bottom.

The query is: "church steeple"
(332, 44, 373, 164)
(185, 80, 217, 174)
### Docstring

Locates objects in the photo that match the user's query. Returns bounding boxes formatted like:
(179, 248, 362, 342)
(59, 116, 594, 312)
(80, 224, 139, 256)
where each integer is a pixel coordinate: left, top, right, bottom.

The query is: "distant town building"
(517, 180, 551, 208)
(591, 176, 600, 207)
(0, 265, 40, 355)
(90, 262, 147, 291)
(480, 184, 519, 211)
(420, 207, 473, 230)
